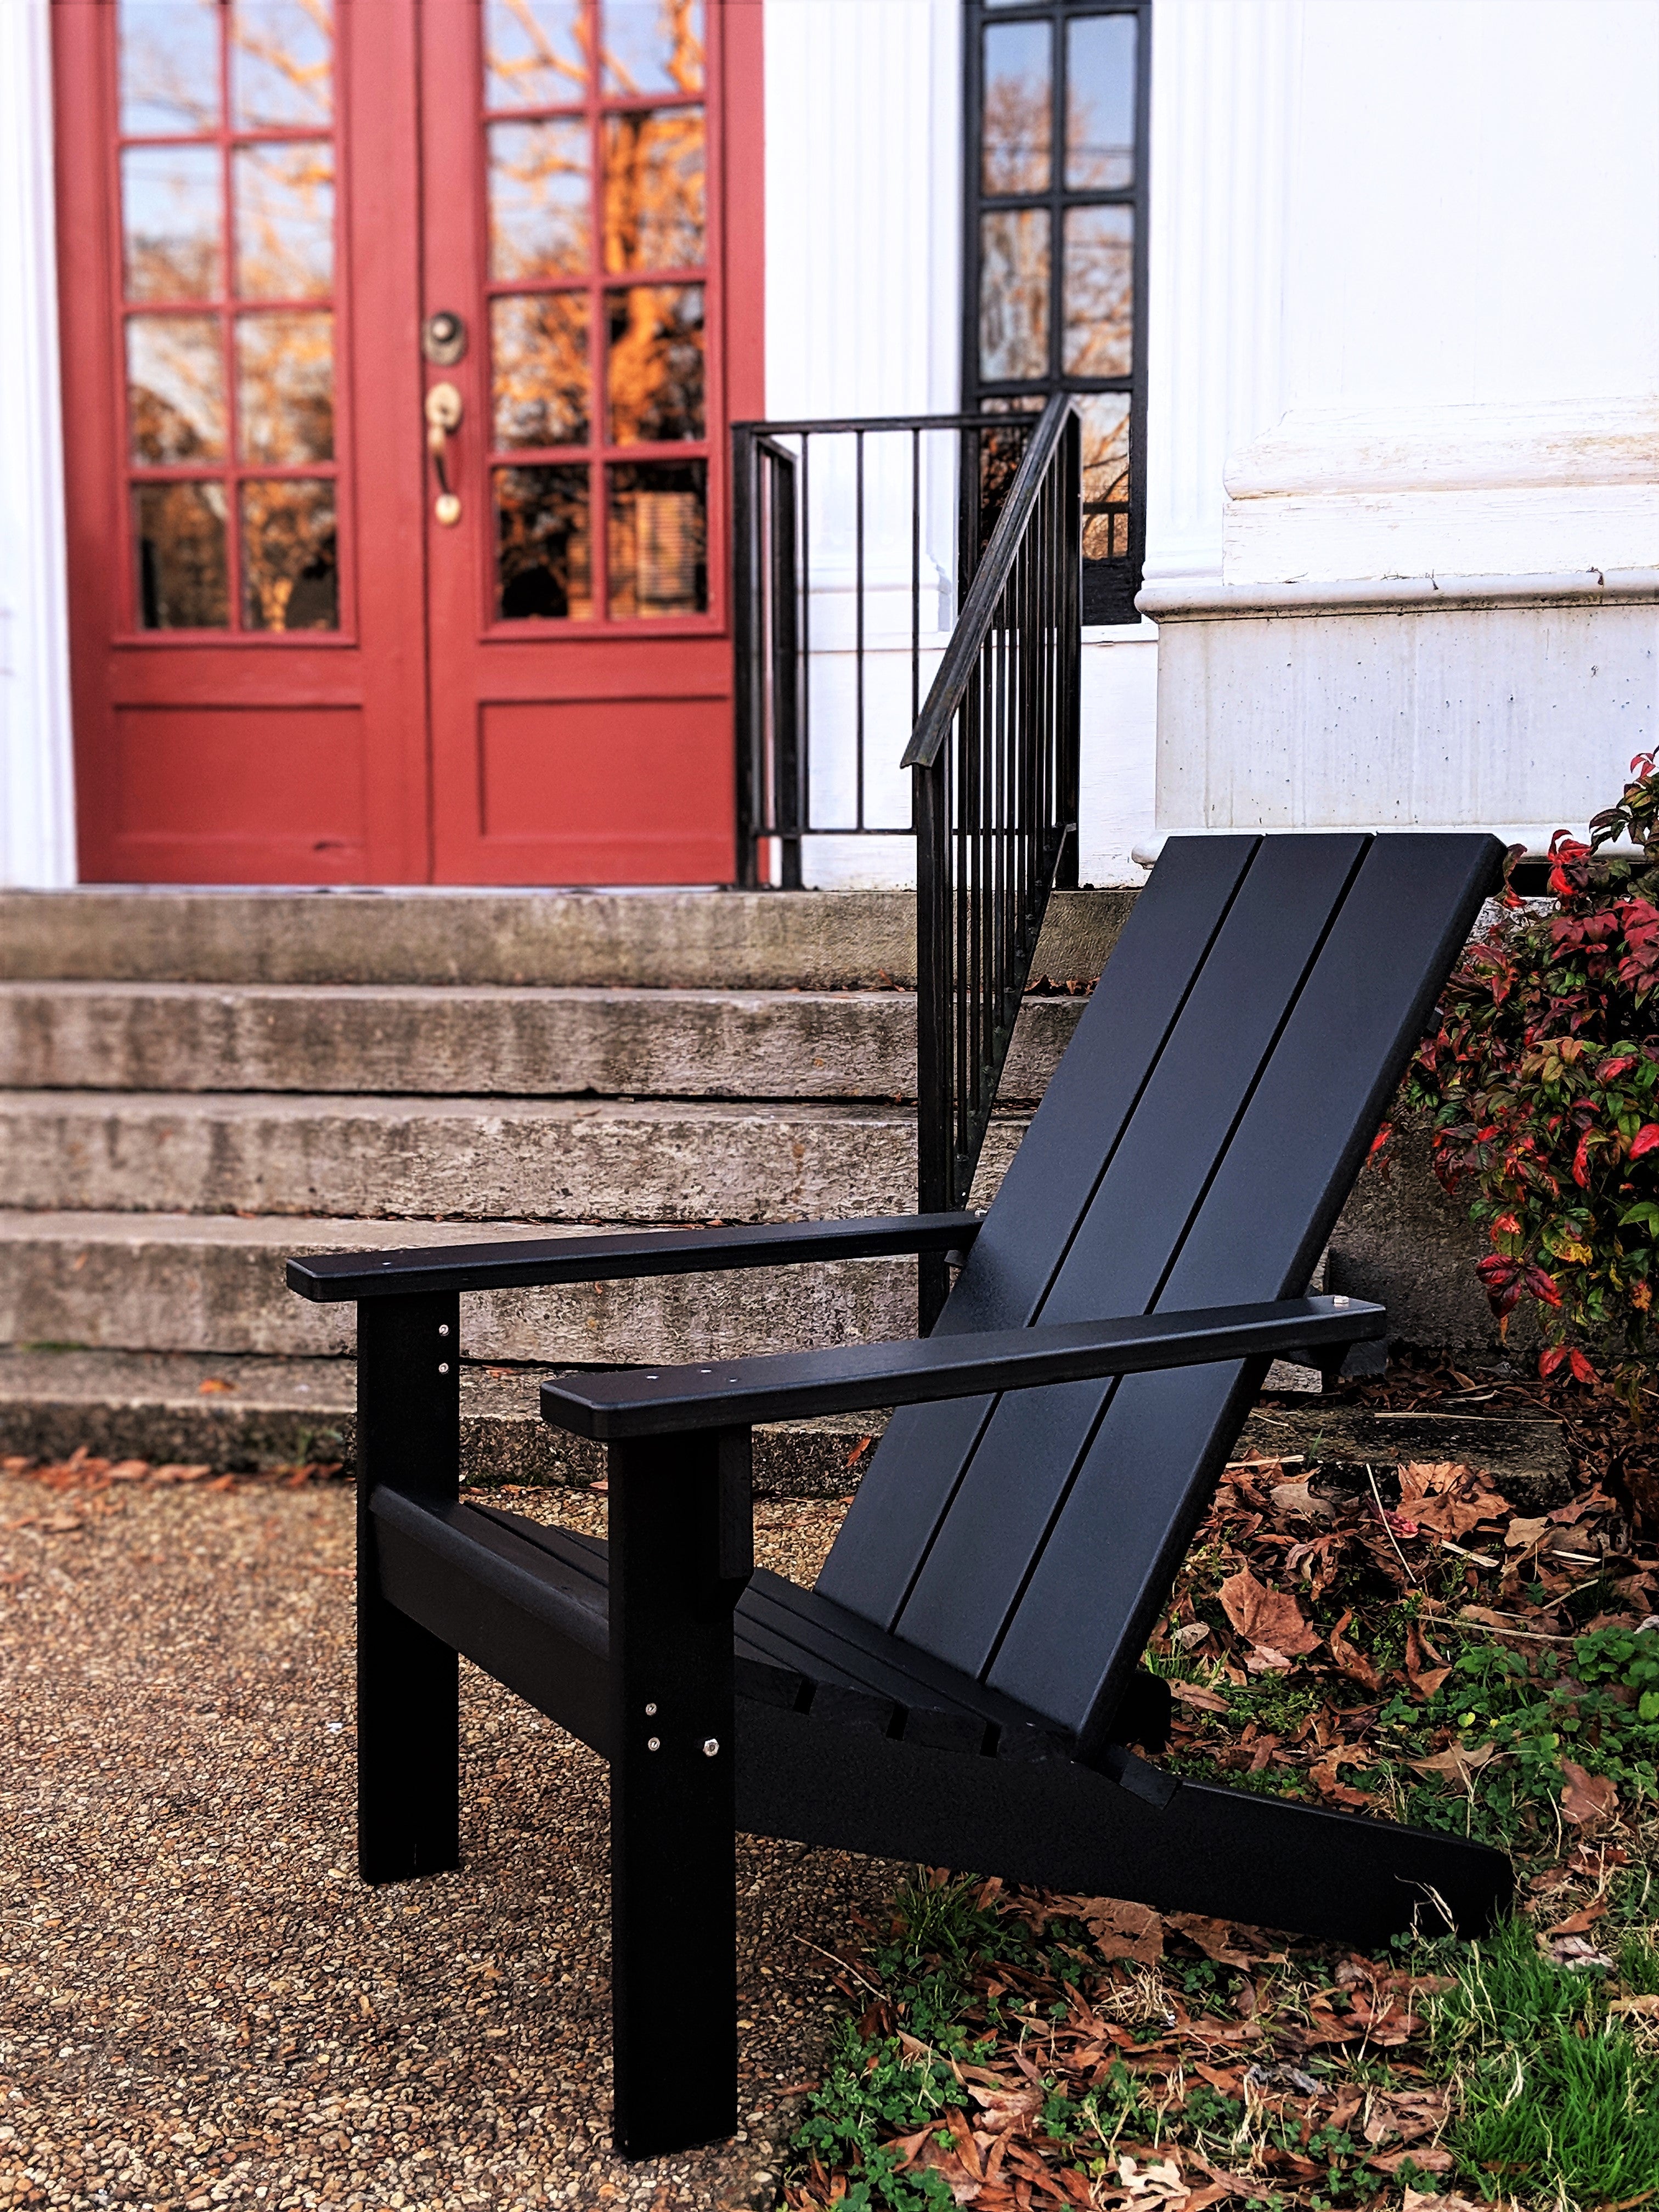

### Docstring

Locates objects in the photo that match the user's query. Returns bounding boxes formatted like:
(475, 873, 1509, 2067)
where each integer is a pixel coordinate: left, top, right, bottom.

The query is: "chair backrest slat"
(817, 832, 1502, 1752)
(816, 836, 1259, 1624)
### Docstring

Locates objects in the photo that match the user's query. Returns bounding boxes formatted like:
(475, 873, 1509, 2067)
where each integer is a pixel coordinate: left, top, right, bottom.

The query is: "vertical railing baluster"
(799, 433, 811, 858)
(855, 427, 866, 831)
(911, 426, 922, 742)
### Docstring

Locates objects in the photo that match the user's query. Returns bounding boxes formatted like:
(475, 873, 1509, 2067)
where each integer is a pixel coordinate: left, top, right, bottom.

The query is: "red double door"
(54, 0, 761, 884)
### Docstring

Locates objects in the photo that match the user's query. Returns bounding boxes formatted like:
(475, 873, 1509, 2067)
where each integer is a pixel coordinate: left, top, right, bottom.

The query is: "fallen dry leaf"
(1545, 1932, 1616, 1971)
(1546, 1898, 1609, 1937)
(1398, 1462, 1510, 1541)
(1218, 1564, 1321, 1659)
(1408, 1740, 1502, 1785)
(1504, 1515, 1550, 1551)
(1269, 1479, 1334, 1523)
(1610, 1994, 1659, 2018)
(1559, 1759, 1619, 1830)
(1402, 2193, 1485, 2212)
(1169, 1683, 1229, 1714)
(1165, 1913, 1285, 1968)
(1311, 1753, 1373, 1809)
(1114, 2153, 1187, 2203)
(1404, 1621, 1452, 1701)
(1329, 1609, 1383, 1692)
(1077, 1897, 1164, 1966)
(1369, 2147, 1454, 2175)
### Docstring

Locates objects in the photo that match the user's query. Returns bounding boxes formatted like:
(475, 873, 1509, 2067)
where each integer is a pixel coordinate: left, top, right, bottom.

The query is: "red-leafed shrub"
(1404, 755, 1659, 1408)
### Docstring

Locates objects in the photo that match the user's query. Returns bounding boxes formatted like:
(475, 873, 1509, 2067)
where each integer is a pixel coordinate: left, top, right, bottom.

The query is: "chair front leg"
(608, 1427, 752, 2158)
(356, 1291, 462, 1883)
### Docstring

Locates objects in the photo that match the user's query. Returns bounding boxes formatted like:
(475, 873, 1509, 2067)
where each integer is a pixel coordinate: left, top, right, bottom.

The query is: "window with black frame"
(963, 0, 1149, 625)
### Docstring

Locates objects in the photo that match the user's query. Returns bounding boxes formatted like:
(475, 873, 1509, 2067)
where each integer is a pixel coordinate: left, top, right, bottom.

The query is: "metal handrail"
(902, 394, 1079, 772)
(910, 394, 1082, 1329)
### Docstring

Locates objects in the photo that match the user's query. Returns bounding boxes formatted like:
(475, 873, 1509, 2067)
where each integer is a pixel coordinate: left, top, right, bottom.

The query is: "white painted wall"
(0, 0, 76, 888)
(1142, 0, 1659, 853)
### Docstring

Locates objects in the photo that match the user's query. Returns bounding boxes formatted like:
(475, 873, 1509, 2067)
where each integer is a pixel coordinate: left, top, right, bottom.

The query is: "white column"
(1141, 0, 1303, 586)
(0, 0, 76, 888)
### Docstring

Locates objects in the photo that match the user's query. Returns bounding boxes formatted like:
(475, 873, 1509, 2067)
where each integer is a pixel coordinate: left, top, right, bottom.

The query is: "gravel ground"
(0, 1468, 899, 2212)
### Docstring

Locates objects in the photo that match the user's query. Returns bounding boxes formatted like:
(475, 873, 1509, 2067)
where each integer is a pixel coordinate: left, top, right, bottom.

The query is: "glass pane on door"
(480, 0, 712, 625)
(117, 0, 342, 633)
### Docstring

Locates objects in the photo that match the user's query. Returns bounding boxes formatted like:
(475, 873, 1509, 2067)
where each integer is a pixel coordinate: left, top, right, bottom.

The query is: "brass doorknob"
(425, 383, 464, 522)
(425, 382, 463, 432)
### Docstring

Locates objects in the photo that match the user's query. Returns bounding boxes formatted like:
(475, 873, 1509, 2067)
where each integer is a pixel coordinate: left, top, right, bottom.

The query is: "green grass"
(1425, 1914, 1659, 2205)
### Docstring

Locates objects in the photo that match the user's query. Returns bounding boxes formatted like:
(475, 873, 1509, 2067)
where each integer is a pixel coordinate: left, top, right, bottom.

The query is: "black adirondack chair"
(288, 832, 1515, 2160)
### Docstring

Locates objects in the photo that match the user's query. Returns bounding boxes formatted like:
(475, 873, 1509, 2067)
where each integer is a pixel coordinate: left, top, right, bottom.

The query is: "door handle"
(425, 382, 464, 525)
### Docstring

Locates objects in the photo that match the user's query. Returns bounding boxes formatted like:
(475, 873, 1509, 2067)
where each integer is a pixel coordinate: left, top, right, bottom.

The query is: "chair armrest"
(285, 1211, 983, 1303)
(540, 1294, 1385, 1440)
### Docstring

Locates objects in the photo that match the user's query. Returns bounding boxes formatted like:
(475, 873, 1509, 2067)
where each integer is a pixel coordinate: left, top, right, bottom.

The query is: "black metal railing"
(905, 394, 1082, 1328)
(732, 413, 1037, 887)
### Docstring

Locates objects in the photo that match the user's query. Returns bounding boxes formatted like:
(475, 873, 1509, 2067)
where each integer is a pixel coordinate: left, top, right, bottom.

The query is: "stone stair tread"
(0, 981, 992, 1101)
(0, 887, 1130, 991)
(0, 1346, 884, 1498)
(1, 1088, 952, 1224)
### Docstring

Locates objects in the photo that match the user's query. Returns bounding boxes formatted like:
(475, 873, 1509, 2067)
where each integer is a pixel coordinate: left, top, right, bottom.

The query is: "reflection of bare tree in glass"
(601, 0, 702, 96)
(1078, 395, 1130, 561)
(979, 209, 1049, 382)
(496, 467, 592, 618)
(238, 312, 333, 461)
(981, 65, 1050, 194)
(493, 296, 590, 446)
(489, 120, 590, 278)
(119, 1, 220, 132)
(235, 142, 334, 297)
(136, 483, 228, 628)
(1062, 208, 1132, 378)
(241, 480, 336, 629)
(487, 0, 591, 105)
(603, 109, 704, 271)
(233, 0, 335, 127)
(607, 286, 702, 442)
(128, 315, 225, 461)
(119, 0, 339, 628)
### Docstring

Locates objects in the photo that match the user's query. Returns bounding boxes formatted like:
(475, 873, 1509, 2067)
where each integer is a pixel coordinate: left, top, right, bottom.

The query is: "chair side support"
(357, 1291, 462, 1883)
(608, 1427, 754, 2157)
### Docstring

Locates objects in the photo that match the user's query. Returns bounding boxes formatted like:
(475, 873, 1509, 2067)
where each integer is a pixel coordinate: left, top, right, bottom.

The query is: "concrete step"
(0, 1346, 882, 1498)
(0, 981, 1081, 1101)
(0, 887, 1133, 990)
(0, 1211, 918, 1363)
(3, 1090, 1028, 1223)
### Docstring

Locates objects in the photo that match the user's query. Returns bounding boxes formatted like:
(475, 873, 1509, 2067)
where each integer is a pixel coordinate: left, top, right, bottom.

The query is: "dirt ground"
(0, 1472, 895, 2212)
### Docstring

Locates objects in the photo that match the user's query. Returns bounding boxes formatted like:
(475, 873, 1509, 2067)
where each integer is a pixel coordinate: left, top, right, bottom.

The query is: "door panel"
(420, 0, 754, 884)
(55, 0, 431, 883)
(55, 1, 761, 886)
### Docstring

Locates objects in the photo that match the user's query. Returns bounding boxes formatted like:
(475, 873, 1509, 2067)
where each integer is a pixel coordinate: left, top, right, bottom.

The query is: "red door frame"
(54, 0, 763, 887)
(421, 0, 764, 885)
(54, 0, 432, 884)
